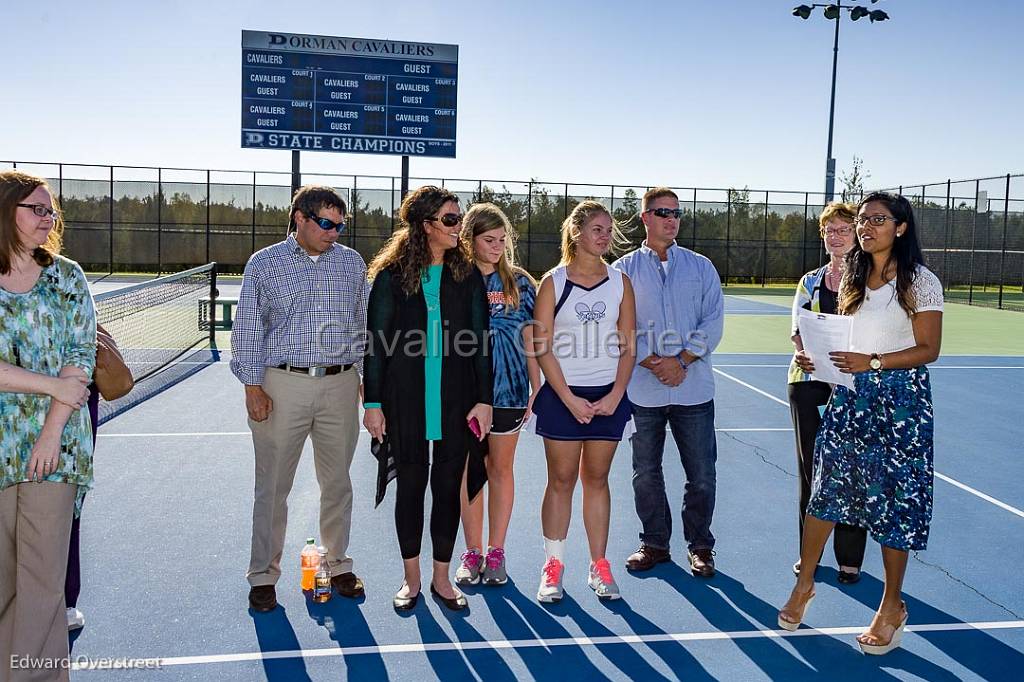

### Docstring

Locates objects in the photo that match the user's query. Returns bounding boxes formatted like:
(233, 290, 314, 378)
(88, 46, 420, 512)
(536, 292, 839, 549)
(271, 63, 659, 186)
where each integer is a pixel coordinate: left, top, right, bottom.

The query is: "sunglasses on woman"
(17, 203, 60, 219)
(305, 212, 346, 232)
(428, 213, 463, 228)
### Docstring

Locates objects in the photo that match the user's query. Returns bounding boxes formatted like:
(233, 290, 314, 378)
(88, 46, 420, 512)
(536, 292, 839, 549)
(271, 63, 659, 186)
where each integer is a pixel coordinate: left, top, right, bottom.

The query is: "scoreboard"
(241, 31, 458, 158)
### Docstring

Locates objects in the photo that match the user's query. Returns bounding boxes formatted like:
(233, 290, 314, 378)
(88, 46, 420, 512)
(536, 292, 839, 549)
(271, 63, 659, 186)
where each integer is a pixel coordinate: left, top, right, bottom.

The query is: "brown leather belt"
(277, 364, 352, 377)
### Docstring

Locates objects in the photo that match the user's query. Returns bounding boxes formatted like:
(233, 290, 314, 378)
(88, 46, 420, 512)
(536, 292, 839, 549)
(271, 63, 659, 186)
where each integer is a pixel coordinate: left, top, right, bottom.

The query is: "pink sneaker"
(482, 546, 507, 585)
(455, 548, 483, 585)
(537, 556, 564, 603)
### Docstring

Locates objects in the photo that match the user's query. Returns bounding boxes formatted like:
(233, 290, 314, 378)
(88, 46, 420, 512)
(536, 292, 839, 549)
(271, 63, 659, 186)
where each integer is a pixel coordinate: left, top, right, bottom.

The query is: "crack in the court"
(911, 551, 1023, 620)
(720, 431, 796, 478)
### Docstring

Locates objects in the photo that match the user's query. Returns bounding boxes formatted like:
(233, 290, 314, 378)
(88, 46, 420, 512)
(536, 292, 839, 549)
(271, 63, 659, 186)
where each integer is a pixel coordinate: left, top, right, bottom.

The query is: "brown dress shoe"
(688, 548, 716, 578)
(331, 572, 365, 598)
(625, 545, 671, 571)
(248, 585, 277, 612)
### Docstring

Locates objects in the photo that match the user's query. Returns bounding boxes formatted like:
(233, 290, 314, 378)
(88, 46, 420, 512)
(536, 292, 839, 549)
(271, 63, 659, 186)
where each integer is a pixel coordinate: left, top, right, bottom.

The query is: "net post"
(209, 262, 218, 346)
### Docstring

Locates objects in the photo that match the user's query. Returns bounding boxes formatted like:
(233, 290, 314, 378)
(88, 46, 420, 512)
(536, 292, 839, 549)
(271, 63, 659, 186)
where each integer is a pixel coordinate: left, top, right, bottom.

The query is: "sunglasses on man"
(305, 212, 346, 233)
(428, 213, 463, 228)
(644, 207, 684, 219)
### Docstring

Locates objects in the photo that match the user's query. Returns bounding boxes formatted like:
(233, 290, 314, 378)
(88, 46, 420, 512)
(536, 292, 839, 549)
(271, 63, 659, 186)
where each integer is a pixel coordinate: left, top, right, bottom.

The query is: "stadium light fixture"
(791, 2, 891, 202)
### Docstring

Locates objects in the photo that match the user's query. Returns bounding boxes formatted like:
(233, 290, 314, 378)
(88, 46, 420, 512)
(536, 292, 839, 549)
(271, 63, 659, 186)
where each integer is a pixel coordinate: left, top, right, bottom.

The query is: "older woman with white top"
(778, 192, 943, 656)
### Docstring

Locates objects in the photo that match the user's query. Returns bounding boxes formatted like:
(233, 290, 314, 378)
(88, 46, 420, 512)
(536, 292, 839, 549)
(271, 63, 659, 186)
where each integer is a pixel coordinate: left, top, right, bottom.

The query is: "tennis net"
(93, 263, 218, 423)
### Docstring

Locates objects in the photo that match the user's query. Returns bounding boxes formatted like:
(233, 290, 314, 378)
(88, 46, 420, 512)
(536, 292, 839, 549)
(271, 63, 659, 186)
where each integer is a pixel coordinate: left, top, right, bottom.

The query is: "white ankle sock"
(543, 537, 566, 563)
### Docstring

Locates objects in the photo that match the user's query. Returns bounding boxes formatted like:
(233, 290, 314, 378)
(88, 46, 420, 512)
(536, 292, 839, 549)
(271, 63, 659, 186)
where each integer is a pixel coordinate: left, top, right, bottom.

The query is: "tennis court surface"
(68, 276, 1024, 680)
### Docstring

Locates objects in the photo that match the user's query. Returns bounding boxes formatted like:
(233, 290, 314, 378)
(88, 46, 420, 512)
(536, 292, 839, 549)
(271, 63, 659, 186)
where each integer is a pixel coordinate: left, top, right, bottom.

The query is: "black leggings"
(789, 380, 867, 568)
(395, 438, 468, 562)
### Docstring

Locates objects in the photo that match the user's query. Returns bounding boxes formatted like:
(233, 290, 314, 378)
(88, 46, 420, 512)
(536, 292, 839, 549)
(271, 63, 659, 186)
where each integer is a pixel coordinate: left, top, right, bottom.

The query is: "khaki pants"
(247, 367, 360, 586)
(0, 481, 76, 682)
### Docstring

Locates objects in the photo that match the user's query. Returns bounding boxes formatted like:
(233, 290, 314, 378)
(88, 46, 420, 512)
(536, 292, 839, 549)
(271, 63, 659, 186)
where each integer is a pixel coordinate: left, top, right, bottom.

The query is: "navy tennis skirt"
(532, 382, 633, 442)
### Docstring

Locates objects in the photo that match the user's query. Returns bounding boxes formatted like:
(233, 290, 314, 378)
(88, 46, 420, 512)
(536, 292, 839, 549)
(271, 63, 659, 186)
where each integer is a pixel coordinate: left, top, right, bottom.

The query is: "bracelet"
(677, 356, 689, 370)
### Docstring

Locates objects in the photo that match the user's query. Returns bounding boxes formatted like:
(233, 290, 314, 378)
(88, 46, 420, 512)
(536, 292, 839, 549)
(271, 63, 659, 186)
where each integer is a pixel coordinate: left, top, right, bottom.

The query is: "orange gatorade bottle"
(300, 538, 318, 590)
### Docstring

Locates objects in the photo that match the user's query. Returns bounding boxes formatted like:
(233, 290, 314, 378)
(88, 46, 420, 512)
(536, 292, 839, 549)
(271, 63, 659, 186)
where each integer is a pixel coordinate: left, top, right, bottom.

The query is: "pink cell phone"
(468, 417, 482, 439)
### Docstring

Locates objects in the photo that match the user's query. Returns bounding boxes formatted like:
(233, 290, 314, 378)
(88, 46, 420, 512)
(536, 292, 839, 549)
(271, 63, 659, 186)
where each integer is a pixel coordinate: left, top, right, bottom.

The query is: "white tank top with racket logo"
(549, 264, 624, 387)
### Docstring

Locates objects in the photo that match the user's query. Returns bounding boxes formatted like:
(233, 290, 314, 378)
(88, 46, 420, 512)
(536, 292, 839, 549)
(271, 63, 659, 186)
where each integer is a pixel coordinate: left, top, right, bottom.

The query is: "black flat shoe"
(430, 584, 468, 611)
(837, 569, 861, 585)
(393, 585, 420, 611)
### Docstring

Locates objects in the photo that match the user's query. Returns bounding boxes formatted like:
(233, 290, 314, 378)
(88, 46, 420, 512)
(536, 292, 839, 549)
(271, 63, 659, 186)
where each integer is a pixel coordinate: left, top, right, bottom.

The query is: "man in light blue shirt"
(612, 187, 724, 578)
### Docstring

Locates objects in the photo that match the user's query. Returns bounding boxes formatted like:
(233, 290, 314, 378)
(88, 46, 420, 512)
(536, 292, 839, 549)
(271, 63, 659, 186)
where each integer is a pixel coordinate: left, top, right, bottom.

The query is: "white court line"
(936, 473, 1024, 520)
(716, 364, 1024, 369)
(69, 620, 1024, 670)
(98, 432, 251, 438)
(98, 428, 791, 438)
(713, 367, 1024, 520)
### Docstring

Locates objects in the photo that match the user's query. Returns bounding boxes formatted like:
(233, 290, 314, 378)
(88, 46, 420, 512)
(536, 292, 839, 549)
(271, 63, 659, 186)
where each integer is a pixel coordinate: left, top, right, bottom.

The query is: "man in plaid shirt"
(231, 185, 367, 612)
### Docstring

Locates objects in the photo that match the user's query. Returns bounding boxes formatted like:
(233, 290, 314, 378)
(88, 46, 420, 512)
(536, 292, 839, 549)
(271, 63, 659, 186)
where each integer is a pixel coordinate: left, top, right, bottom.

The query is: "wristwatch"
(869, 353, 883, 371)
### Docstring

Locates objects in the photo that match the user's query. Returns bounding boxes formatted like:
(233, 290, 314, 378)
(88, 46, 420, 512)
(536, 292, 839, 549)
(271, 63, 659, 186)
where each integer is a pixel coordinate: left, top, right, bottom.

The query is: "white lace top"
(849, 266, 944, 355)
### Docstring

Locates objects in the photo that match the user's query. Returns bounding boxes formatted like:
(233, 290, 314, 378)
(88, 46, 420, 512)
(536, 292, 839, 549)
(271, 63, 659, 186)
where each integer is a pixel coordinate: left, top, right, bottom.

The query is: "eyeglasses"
(645, 207, 684, 219)
(17, 203, 60, 219)
(855, 214, 898, 227)
(428, 213, 463, 228)
(821, 225, 854, 237)
(306, 212, 346, 232)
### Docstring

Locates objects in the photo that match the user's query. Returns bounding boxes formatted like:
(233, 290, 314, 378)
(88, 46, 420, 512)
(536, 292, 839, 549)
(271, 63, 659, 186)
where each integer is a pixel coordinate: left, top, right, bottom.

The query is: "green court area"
(721, 285, 1024, 355)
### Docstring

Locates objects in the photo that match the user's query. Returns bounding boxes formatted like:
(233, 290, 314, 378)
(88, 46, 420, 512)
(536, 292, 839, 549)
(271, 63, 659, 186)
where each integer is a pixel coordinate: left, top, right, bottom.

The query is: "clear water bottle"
(300, 538, 318, 591)
(313, 546, 332, 603)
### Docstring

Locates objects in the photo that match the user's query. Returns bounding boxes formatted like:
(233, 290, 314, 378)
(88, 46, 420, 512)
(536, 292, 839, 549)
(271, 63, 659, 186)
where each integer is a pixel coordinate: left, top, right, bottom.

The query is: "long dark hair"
(367, 185, 474, 295)
(839, 191, 926, 316)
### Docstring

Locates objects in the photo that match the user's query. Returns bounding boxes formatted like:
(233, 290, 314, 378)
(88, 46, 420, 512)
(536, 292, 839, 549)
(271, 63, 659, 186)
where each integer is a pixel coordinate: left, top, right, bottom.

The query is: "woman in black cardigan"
(363, 185, 493, 612)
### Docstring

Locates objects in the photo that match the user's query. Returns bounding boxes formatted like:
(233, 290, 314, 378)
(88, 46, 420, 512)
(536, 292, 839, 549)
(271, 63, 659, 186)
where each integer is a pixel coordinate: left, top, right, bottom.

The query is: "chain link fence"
(873, 175, 1023, 312)
(4, 161, 1020, 311)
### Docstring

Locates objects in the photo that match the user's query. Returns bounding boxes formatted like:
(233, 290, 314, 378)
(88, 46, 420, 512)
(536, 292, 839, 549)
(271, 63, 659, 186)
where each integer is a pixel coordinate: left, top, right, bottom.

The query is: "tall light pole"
(793, 2, 889, 202)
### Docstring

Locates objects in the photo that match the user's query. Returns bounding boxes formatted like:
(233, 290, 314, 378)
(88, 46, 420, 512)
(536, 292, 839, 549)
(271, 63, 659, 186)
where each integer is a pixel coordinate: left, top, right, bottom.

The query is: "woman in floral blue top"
(0, 170, 96, 680)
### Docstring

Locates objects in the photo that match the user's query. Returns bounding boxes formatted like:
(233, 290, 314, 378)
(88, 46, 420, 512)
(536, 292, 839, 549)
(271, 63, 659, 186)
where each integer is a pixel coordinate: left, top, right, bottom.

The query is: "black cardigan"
(364, 264, 492, 504)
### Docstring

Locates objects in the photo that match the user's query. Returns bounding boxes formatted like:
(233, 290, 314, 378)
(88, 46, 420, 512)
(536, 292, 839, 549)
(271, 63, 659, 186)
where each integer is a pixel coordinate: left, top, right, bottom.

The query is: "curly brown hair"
(0, 170, 64, 275)
(368, 185, 474, 295)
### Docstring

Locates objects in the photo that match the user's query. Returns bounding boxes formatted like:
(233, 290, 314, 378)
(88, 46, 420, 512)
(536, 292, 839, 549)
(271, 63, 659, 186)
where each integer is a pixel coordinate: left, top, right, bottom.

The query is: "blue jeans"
(630, 401, 717, 551)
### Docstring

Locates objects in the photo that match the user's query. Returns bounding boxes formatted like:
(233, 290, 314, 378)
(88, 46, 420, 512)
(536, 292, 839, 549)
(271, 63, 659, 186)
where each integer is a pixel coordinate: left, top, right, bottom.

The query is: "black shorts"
(491, 407, 528, 435)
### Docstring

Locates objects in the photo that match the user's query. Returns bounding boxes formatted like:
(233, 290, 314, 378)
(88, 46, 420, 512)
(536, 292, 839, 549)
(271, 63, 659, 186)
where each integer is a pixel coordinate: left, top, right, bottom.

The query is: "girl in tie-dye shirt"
(454, 202, 539, 587)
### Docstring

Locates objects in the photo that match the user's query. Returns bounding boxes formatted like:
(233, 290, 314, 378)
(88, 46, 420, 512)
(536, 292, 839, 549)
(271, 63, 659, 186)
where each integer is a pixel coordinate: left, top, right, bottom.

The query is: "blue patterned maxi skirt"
(807, 367, 934, 551)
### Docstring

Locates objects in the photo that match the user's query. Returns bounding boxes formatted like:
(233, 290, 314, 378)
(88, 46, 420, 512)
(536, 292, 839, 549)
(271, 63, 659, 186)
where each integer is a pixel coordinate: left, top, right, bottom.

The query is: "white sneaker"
(67, 607, 85, 630)
(537, 557, 564, 603)
(588, 558, 621, 600)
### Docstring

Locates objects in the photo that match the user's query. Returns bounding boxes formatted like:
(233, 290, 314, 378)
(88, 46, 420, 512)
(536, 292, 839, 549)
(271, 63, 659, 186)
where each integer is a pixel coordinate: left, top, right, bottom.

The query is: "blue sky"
(2, 0, 1021, 192)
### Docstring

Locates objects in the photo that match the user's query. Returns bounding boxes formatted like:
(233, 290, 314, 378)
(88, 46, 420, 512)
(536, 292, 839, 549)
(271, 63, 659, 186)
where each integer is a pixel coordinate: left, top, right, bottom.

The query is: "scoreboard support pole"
(287, 150, 301, 233)
(291, 150, 301, 197)
(400, 155, 410, 200)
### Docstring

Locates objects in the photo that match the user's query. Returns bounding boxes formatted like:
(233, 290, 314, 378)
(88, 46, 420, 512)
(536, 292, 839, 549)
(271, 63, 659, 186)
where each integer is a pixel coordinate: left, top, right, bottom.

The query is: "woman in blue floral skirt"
(777, 192, 944, 656)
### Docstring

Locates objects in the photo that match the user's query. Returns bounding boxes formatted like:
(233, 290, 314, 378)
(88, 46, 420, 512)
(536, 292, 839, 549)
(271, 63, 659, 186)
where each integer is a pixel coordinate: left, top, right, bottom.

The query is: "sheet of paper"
(797, 309, 855, 390)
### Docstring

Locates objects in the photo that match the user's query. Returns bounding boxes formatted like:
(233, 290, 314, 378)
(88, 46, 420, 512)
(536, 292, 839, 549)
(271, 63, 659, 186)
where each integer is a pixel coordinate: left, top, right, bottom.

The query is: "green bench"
(199, 296, 239, 331)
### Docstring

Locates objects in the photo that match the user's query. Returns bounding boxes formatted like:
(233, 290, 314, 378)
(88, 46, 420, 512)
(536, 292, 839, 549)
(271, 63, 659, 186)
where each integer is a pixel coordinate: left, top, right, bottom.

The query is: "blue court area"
(63, 343, 1024, 680)
(722, 294, 792, 315)
(70, 274, 1022, 680)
